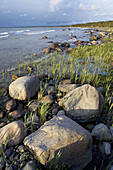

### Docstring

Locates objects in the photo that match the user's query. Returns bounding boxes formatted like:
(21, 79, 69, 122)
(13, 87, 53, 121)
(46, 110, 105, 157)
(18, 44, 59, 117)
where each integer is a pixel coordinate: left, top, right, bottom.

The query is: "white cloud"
(20, 13, 27, 17)
(49, 0, 64, 12)
(3, 10, 11, 14)
(79, 3, 86, 10)
(95, 12, 113, 16)
(63, 13, 67, 16)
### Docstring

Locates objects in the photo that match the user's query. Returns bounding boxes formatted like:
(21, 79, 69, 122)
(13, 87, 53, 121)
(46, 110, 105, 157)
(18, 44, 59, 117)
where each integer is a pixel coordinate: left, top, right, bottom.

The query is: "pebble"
(52, 108, 58, 115)
(5, 147, 13, 158)
(20, 152, 29, 162)
(18, 145, 26, 153)
(99, 142, 111, 155)
(57, 110, 65, 116)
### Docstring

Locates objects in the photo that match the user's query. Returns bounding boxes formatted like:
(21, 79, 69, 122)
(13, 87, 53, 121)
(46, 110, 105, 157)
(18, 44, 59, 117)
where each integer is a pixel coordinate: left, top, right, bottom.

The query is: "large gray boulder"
(24, 115, 92, 169)
(9, 76, 40, 100)
(0, 121, 26, 156)
(59, 84, 104, 122)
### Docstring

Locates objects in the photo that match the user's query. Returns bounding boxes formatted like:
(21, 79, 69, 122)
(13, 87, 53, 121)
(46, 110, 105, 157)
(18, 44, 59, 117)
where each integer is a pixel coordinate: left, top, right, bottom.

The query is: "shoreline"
(0, 27, 113, 170)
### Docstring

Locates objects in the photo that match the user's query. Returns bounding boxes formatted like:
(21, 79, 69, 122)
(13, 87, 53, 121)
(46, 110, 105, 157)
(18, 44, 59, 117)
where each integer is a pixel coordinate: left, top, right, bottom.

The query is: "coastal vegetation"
(69, 20, 113, 28)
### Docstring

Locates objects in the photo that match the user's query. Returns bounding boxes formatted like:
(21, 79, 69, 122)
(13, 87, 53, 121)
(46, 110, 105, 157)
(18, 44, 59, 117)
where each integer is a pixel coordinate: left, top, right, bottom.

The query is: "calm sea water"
(0, 27, 90, 73)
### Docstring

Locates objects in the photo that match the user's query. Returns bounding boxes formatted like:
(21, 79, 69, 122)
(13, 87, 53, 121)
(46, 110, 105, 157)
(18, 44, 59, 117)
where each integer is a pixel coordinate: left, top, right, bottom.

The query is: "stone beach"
(0, 28, 113, 170)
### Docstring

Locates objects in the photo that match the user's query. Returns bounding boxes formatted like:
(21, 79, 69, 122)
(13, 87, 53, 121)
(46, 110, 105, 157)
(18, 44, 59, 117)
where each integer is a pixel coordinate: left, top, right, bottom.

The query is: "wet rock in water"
(58, 84, 80, 93)
(43, 47, 51, 54)
(91, 123, 111, 141)
(49, 42, 60, 49)
(24, 115, 92, 169)
(9, 110, 23, 119)
(59, 84, 104, 123)
(22, 160, 37, 170)
(9, 76, 40, 100)
(89, 35, 97, 41)
(99, 142, 111, 155)
(61, 42, 70, 48)
(6, 99, 16, 111)
(90, 40, 98, 45)
(40, 95, 54, 104)
(0, 121, 26, 156)
(42, 36, 48, 39)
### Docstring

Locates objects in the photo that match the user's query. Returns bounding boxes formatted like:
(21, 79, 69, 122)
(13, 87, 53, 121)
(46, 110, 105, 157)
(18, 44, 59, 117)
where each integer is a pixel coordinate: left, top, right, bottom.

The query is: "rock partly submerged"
(24, 115, 92, 169)
(59, 84, 104, 123)
(9, 76, 40, 100)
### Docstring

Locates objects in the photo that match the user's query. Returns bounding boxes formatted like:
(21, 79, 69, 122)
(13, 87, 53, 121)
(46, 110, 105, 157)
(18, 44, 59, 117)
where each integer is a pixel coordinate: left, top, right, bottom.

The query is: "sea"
(0, 26, 91, 73)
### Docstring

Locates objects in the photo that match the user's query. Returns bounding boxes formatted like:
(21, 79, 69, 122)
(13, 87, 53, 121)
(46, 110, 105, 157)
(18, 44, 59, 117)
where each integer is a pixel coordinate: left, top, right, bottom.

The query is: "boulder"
(91, 123, 111, 141)
(58, 84, 80, 93)
(24, 115, 92, 169)
(42, 36, 48, 39)
(9, 76, 40, 100)
(59, 84, 104, 123)
(49, 42, 60, 49)
(61, 42, 70, 48)
(0, 121, 26, 156)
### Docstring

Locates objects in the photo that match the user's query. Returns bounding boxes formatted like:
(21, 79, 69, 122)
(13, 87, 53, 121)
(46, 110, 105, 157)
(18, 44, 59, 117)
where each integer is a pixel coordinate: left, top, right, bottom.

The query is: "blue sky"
(0, 0, 113, 27)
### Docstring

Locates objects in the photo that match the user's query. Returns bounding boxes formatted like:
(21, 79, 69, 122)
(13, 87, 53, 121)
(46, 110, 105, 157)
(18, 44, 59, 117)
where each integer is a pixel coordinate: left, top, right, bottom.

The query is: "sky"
(0, 0, 113, 27)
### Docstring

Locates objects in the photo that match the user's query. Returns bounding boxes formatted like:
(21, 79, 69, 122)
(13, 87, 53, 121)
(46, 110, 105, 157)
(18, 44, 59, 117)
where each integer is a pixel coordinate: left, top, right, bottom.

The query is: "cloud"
(49, 0, 64, 12)
(20, 13, 27, 17)
(95, 12, 113, 16)
(3, 10, 11, 14)
(63, 13, 67, 16)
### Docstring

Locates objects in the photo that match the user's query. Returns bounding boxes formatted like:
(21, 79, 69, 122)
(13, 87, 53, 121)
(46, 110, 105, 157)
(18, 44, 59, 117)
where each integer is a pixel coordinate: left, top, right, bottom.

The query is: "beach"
(0, 26, 113, 170)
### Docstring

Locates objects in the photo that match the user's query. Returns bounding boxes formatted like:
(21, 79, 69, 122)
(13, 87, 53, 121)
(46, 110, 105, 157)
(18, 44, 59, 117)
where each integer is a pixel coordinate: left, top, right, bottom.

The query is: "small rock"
(66, 47, 74, 53)
(28, 101, 38, 112)
(5, 147, 13, 158)
(0, 112, 4, 119)
(60, 79, 71, 85)
(9, 110, 23, 119)
(0, 122, 6, 128)
(0, 156, 5, 169)
(42, 36, 47, 39)
(0, 121, 26, 156)
(50, 42, 60, 49)
(40, 95, 54, 104)
(0, 88, 7, 96)
(58, 84, 80, 93)
(99, 142, 111, 155)
(97, 86, 104, 94)
(20, 152, 29, 162)
(90, 40, 98, 45)
(18, 145, 26, 153)
(12, 74, 19, 81)
(46, 86, 55, 95)
(22, 160, 37, 170)
(86, 124, 94, 130)
(61, 42, 70, 48)
(6, 99, 16, 111)
(91, 123, 112, 141)
(52, 108, 58, 115)
(57, 110, 65, 116)
(43, 48, 50, 53)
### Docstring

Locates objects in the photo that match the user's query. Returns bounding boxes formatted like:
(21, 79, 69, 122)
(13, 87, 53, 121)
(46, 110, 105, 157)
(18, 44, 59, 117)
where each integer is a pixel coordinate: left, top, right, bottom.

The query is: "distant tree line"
(69, 20, 113, 28)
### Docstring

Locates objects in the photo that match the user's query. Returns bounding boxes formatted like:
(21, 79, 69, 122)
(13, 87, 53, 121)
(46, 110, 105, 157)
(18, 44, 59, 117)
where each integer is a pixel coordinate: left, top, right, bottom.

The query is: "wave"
(9, 29, 30, 35)
(0, 35, 10, 39)
(0, 32, 9, 36)
(24, 29, 55, 35)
